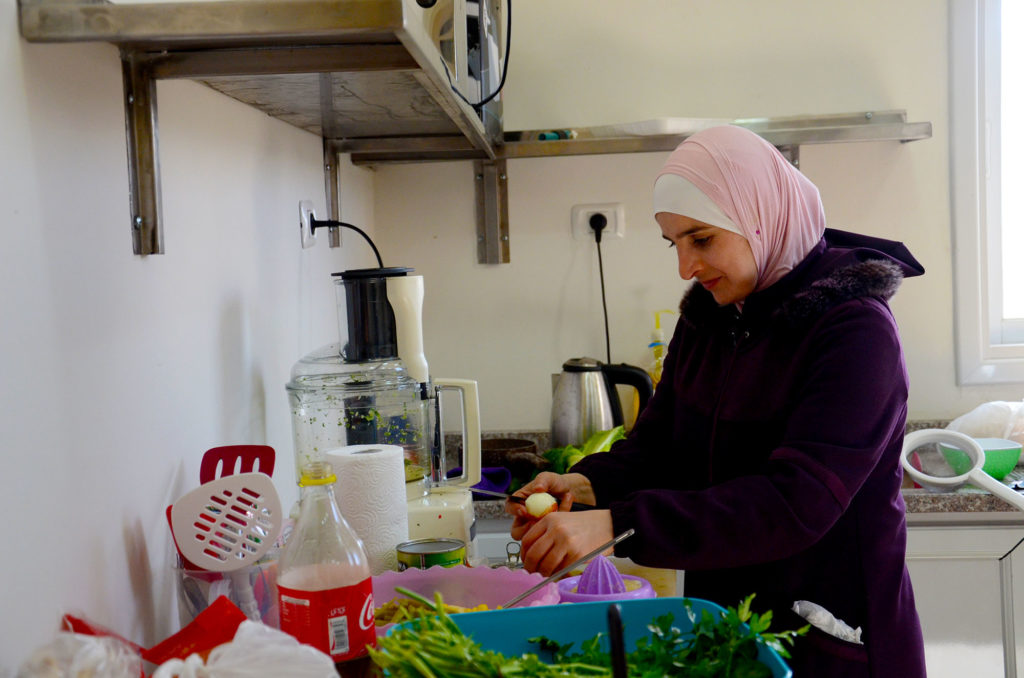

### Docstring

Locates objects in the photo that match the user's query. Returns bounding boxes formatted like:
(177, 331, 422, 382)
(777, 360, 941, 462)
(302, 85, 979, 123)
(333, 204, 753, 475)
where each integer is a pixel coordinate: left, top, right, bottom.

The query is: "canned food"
(396, 538, 467, 571)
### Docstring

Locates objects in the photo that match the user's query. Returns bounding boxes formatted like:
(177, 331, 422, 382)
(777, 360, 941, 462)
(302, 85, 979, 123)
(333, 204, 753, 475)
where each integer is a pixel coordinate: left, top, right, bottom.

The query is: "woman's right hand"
(507, 472, 596, 540)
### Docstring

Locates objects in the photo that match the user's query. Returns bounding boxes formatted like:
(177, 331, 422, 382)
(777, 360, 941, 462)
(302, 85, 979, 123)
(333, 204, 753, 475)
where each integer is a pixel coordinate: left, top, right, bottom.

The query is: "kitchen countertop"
(475, 489, 1024, 524)
(467, 422, 1024, 527)
(902, 487, 1024, 526)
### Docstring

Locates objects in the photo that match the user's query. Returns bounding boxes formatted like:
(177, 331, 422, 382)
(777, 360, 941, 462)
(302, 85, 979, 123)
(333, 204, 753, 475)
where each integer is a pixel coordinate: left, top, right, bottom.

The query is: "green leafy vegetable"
(542, 426, 626, 474)
(368, 594, 807, 678)
(580, 426, 626, 457)
(542, 445, 580, 475)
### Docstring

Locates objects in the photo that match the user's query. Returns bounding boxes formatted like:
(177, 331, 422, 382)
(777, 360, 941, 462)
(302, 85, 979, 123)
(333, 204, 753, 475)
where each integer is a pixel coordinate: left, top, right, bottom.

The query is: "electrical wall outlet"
(571, 203, 625, 240)
(299, 199, 316, 248)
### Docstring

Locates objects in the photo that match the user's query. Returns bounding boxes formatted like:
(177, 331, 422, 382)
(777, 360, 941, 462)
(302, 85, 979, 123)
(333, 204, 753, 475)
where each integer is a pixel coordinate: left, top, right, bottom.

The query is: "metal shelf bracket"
(474, 159, 509, 264)
(121, 49, 163, 255)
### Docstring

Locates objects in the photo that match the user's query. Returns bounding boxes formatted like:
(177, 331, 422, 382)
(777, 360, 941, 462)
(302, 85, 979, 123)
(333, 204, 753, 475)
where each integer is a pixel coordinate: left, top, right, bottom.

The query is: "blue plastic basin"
(403, 596, 793, 677)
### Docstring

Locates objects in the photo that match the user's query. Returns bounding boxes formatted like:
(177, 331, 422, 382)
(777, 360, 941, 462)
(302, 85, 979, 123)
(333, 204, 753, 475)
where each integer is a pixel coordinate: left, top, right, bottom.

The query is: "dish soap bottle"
(646, 309, 676, 388)
(277, 462, 376, 676)
(622, 309, 671, 428)
(629, 310, 676, 425)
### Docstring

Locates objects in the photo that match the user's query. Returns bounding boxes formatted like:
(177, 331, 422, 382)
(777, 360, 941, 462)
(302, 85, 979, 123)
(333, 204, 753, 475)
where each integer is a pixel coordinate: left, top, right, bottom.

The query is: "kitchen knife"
(470, 487, 597, 511)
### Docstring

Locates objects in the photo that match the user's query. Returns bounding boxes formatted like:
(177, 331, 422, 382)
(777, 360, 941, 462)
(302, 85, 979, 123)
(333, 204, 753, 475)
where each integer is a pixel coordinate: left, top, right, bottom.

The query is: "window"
(951, 0, 1024, 384)
(1002, 1, 1024, 327)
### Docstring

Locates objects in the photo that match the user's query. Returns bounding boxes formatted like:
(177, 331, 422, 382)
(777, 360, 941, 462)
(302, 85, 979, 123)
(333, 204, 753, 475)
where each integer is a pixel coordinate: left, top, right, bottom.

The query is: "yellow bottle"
(647, 311, 671, 387)
(627, 310, 676, 428)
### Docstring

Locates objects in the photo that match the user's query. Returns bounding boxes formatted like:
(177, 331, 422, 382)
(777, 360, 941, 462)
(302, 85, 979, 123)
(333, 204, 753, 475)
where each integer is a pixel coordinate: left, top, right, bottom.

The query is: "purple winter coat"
(572, 229, 927, 677)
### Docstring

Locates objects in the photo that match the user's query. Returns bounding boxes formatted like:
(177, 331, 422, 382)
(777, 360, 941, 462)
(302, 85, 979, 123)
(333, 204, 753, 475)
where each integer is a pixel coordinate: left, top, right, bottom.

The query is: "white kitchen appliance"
(287, 268, 483, 564)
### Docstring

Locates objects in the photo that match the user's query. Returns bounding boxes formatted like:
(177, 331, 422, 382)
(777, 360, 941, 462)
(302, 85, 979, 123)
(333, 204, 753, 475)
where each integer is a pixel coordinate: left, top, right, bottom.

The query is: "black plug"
(589, 212, 608, 244)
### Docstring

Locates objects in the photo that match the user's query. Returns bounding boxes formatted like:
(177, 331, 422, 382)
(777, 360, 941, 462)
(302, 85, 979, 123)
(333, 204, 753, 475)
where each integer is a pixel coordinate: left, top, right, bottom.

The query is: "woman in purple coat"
(509, 125, 927, 677)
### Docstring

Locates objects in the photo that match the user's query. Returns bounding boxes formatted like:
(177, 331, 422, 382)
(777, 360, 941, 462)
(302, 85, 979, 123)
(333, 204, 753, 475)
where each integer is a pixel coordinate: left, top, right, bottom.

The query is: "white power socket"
(571, 203, 625, 240)
(299, 199, 316, 248)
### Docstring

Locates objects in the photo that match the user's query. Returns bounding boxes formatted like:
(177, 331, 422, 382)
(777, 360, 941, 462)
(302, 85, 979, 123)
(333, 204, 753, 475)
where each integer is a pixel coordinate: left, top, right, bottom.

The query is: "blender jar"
(286, 267, 433, 500)
(286, 350, 430, 498)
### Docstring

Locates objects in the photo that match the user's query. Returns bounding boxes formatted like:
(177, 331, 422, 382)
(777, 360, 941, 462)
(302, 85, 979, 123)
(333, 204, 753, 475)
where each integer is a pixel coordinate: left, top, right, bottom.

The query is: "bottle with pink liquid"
(278, 462, 376, 676)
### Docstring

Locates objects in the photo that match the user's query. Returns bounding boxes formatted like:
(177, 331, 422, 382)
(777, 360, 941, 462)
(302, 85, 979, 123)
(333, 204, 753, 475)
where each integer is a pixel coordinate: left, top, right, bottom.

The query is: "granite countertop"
(467, 422, 1024, 526)
(902, 489, 1010, 512)
(475, 489, 1024, 522)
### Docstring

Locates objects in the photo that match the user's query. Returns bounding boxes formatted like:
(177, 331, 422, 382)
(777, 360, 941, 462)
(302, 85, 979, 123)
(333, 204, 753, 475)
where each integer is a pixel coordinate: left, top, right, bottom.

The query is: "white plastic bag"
(792, 600, 863, 645)
(16, 632, 141, 678)
(152, 622, 337, 678)
(946, 400, 1024, 445)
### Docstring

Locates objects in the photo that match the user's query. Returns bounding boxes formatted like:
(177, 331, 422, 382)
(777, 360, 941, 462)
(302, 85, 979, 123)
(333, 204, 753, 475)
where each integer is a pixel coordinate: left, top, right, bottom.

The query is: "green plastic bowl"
(939, 437, 1022, 481)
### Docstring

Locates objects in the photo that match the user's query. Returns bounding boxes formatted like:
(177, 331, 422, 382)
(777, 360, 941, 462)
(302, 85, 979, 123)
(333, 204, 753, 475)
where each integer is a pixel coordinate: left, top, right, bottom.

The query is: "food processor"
(286, 267, 483, 564)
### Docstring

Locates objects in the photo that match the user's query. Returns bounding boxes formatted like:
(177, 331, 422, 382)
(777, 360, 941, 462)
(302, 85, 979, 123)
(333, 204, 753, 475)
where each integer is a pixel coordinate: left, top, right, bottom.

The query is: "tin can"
(396, 538, 467, 570)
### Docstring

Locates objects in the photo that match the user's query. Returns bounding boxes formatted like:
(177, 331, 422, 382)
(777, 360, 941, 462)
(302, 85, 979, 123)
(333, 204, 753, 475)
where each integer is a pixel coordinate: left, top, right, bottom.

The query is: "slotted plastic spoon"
(167, 446, 278, 571)
(170, 472, 282, 620)
(199, 445, 276, 484)
(902, 429, 1024, 511)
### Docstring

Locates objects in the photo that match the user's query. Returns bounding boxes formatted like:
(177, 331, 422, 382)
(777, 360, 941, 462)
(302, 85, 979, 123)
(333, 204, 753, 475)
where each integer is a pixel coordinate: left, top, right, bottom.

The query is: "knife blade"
(500, 528, 636, 608)
(470, 487, 597, 511)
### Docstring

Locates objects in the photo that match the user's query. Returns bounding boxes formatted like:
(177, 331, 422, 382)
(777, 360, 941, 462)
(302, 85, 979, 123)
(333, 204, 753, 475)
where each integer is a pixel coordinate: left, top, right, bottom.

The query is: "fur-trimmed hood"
(680, 228, 925, 328)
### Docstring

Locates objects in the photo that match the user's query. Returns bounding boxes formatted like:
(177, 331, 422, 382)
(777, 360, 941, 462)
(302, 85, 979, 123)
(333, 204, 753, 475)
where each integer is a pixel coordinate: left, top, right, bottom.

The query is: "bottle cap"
(299, 461, 337, 486)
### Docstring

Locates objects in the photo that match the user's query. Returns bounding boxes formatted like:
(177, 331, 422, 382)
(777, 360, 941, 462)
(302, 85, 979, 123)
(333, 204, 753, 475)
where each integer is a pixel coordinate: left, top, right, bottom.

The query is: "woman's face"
(656, 212, 758, 306)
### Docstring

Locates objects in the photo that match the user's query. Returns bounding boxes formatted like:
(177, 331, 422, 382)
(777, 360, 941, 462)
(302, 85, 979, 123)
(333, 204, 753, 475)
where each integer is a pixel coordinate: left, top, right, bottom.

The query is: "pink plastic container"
(372, 565, 559, 636)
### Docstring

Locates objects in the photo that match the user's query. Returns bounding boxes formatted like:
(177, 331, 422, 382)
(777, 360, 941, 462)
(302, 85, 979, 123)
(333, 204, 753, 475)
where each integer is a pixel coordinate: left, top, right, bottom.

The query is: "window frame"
(951, 0, 1024, 384)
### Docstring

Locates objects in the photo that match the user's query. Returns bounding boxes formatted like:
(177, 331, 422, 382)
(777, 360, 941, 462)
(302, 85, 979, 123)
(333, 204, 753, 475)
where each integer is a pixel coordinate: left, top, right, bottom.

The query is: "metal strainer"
(902, 428, 1024, 511)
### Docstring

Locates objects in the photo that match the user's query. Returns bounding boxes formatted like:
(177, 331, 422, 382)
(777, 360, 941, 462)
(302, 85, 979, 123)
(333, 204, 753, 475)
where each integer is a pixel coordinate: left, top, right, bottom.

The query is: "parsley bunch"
(368, 593, 807, 678)
(532, 595, 805, 678)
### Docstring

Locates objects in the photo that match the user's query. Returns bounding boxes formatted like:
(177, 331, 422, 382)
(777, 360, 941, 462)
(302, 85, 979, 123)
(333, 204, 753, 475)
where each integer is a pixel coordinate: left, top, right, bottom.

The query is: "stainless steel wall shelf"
(502, 111, 932, 168)
(331, 110, 932, 264)
(19, 1, 930, 263)
(19, 0, 503, 254)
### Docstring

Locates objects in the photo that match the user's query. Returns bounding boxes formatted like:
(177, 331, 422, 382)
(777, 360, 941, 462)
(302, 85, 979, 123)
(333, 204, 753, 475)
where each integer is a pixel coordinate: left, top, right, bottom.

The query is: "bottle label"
(278, 578, 377, 661)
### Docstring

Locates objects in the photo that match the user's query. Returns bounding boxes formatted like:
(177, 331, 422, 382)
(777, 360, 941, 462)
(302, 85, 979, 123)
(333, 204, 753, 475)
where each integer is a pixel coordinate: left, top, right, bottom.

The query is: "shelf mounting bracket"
(121, 48, 163, 255)
(474, 159, 509, 264)
(322, 139, 342, 248)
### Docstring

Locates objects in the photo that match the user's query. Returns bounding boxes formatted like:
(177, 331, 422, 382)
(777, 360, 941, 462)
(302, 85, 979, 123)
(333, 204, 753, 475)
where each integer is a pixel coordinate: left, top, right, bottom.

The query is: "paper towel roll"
(326, 444, 409, 575)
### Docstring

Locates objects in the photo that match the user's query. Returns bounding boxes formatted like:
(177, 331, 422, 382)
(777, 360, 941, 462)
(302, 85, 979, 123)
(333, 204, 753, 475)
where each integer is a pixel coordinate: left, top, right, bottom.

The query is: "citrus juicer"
(556, 555, 656, 603)
(286, 268, 482, 563)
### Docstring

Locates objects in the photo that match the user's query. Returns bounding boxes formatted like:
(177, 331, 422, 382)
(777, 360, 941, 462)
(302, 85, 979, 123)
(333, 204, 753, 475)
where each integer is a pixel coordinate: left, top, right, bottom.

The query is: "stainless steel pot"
(550, 358, 653, 448)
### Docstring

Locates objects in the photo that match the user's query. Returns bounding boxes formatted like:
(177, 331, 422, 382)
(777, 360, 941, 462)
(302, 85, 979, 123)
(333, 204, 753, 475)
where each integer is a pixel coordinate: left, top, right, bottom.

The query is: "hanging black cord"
(596, 237, 611, 364)
(309, 217, 384, 268)
(589, 213, 612, 364)
(441, 0, 512, 108)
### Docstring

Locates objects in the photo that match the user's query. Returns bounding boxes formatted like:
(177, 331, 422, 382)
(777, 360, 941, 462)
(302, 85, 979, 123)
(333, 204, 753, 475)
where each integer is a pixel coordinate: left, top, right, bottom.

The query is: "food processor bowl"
(286, 346, 430, 487)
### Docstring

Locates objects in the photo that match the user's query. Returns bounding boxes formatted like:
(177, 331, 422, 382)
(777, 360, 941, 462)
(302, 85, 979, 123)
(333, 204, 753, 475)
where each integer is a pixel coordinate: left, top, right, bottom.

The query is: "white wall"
(0, 5, 377, 669)
(374, 0, 1024, 431)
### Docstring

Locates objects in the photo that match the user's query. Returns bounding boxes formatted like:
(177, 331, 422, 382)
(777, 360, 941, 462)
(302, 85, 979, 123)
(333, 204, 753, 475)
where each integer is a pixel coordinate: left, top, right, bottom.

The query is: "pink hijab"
(655, 125, 825, 291)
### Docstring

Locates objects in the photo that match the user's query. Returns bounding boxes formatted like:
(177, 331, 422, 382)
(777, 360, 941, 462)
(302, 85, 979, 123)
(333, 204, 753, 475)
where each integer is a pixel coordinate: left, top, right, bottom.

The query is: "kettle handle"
(601, 363, 655, 424)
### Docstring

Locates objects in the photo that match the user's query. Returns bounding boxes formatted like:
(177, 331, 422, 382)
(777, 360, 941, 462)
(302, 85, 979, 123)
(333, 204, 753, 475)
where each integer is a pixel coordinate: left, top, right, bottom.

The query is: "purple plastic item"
(447, 466, 512, 501)
(557, 556, 656, 603)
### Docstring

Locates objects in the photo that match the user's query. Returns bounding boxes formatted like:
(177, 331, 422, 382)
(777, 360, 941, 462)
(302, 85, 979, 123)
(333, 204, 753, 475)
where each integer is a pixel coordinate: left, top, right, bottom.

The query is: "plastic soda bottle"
(277, 462, 376, 673)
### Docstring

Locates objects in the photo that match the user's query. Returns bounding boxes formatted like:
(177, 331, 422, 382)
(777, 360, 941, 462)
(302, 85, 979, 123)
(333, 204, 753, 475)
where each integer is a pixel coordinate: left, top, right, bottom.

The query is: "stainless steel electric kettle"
(550, 358, 654, 448)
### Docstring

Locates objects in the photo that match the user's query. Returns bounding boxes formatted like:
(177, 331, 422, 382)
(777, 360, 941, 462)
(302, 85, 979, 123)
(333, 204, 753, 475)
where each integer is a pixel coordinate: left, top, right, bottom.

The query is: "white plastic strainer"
(902, 428, 1024, 511)
(170, 472, 282, 620)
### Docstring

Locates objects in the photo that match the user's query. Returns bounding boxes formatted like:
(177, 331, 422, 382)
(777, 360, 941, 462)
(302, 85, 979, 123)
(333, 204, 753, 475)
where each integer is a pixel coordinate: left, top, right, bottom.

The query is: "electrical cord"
(441, 0, 512, 108)
(309, 217, 384, 267)
(589, 213, 611, 364)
